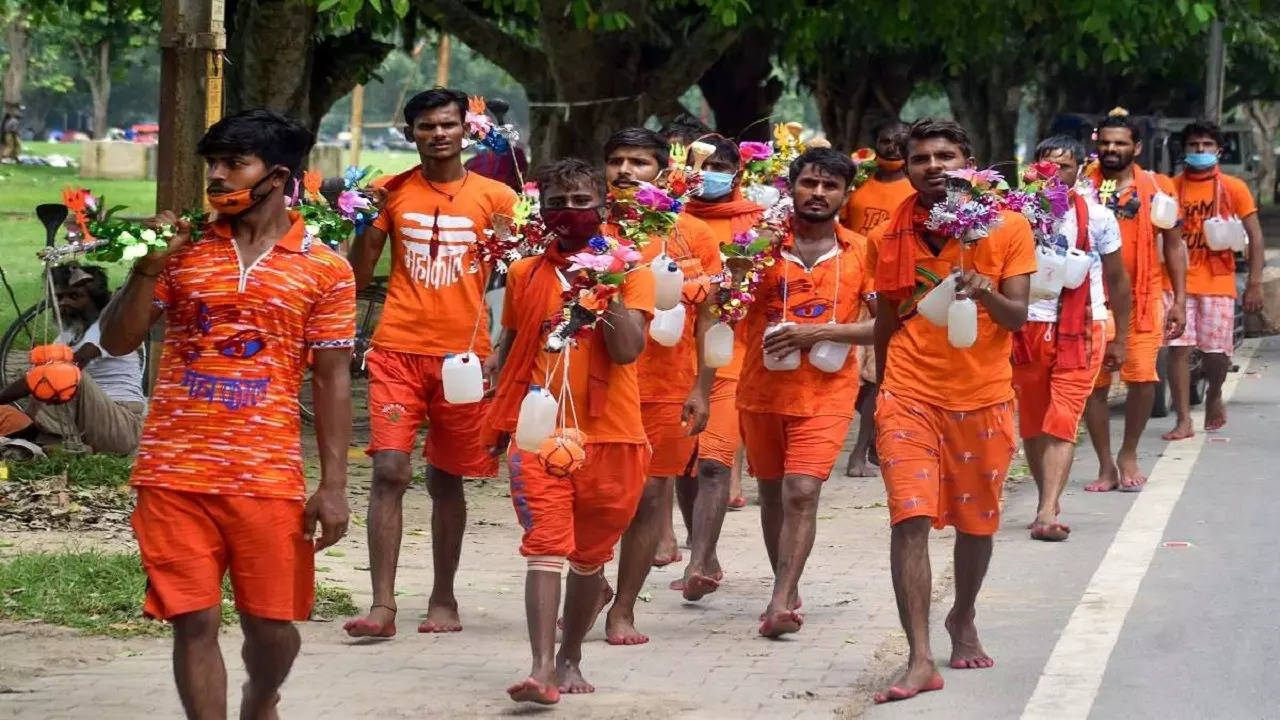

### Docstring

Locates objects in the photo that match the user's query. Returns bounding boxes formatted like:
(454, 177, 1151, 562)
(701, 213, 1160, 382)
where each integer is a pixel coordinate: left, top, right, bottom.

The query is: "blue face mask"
(1185, 152, 1218, 171)
(700, 171, 736, 199)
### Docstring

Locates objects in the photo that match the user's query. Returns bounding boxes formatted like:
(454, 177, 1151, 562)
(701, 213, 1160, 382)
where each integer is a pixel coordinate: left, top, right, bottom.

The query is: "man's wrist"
(132, 259, 165, 278)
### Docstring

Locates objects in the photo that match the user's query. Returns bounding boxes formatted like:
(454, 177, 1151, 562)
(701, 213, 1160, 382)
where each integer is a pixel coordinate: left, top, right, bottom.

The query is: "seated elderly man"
(0, 263, 147, 454)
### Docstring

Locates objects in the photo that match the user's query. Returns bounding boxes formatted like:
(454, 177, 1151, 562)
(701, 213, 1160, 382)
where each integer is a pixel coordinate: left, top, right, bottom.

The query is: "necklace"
(424, 170, 469, 202)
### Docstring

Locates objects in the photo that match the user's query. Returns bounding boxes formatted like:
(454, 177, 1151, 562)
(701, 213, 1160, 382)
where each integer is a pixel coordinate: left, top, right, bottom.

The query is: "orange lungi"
(1012, 320, 1107, 442)
(697, 377, 740, 468)
(876, 390, 1017, 536)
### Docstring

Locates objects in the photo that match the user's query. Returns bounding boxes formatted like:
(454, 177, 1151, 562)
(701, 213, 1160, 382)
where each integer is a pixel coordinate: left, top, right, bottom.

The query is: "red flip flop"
(507, 676, 560, 705)
(873, 672, 944, 703)
(758, 610, 803, 638)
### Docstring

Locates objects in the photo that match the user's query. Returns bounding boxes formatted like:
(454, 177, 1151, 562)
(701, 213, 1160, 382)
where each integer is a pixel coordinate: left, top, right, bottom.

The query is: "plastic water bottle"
(763, 322, 801, 371)
(1228, 217, 1249, 251)
(917, 271, 958, 326)
(442, 352, 484, 404)
(1062, 248, 1091, 289)
(1150, 192, 1178, 230)
(809, 336, 851, 373)
(704, 322, 735, 368)
(947, 298, 978, 349)
(648, 303, 686, 347)
(515, 386, 558, 452)
(1029, 245, 1066, 301)
(651, 255, 684, 311)
(1203, 216, 1232, 250)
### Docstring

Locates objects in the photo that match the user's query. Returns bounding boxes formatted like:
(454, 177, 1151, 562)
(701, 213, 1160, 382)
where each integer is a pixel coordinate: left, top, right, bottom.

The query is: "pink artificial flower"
(610, 244, 641, 266)
(633, 183, 675, 211)
(739, 141, 773, 162)
(567, 252, 615, 273)
(336, 190, 371, 217)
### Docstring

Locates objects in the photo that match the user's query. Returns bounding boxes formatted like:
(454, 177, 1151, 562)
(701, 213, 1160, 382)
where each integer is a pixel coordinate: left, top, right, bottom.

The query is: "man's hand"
(1102, 338, 1127, 372)
(956, 270, 995, 302)
(137, 210, 193, 275)
(1244, 281, 1264, 314)
(482, 353, 501, 397)
(1165, 301, 1187, 341)
(763, 323, 827, 357)
(366, 185, 389, 212)
(303, 483, 350, 552)
(681, 389, 710, 436)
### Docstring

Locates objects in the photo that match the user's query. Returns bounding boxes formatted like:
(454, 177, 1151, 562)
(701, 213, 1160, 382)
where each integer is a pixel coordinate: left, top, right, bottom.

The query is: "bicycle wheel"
(298, 279, 385, 425)
(1, 300, 62, 405)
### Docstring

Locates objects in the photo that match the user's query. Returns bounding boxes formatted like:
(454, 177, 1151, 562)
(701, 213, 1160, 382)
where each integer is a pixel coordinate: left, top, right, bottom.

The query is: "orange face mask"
(206, 166, 283, 215)
(876, 157, 905, 172)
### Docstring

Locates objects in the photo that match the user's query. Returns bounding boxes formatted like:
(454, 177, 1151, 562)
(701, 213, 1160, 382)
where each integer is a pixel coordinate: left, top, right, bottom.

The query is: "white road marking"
(1020, 340, 1258, 720)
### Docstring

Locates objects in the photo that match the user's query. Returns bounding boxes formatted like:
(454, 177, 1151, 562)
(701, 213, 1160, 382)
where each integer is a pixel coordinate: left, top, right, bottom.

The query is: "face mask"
(876, 157, 905, 172)
(206, 166, 283, 215)
(699, 171, 735, 199)
(1184, 152, 1218, 171)
(542, 206, 602, 245)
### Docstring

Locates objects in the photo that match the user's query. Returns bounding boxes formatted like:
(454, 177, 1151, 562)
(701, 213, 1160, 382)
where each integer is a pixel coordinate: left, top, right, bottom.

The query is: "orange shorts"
(132, 487, 314, 621)
(875, 390, 1017, 536)
(508, 443, 649, 568)
(366, 348, 498, 478)
(1094, 301, 1164, 388)
(697, 378, 740, 468)
(1012, 321, 1107, 441)
(739, 411, 851, 480)
(642, 401, 698, 477)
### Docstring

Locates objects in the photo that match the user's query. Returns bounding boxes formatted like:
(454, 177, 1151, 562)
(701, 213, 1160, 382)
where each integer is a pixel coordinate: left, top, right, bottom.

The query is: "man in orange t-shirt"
(1081, 112, 1188, 492)
(100, 109, 355, 719)
(842, 120, 913, 478)
(1163, 120, 1264, 440)
(485, 159, 654, 705)
(346, 88, 517, 638)
(870, 119, 1035, 703)
(597, 128, 720, 645)
(738, 148, 874, 638)
(676, 134, 764, 601)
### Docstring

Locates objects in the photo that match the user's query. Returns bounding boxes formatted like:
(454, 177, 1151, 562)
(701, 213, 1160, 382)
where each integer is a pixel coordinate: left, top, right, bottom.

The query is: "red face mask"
(206, 166, 283, 215)
(542, 206, 603, 246)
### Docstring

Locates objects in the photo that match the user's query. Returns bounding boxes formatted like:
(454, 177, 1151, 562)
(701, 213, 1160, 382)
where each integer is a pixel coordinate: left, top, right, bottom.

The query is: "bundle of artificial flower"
(545, 234, 643, 352)
(711, 196, 792, 325)
(475, 194, 548, 274)
(60, 187, 199, 263)
(925, 167, 1006, 243)
(850, 148, 878, 189)
(1001, 160, 1071, 243)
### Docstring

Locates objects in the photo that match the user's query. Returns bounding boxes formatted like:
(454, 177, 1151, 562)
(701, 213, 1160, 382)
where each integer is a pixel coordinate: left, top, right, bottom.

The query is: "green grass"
(6, 450, 134, 488)
(0, 550, 358, 637)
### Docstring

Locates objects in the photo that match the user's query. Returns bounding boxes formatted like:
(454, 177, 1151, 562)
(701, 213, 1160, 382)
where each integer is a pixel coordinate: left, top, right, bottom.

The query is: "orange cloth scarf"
(1085, 164, 1159, 333)
(684, 190, 764, 237)
(875, 193, 929, 300)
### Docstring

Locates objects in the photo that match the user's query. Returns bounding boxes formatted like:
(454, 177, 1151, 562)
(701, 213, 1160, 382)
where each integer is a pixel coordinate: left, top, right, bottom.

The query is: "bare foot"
(652, 547, 682, 567)
(1205, 393, 1227, 431)
(845, 460, 877, 477)
(1116, 450, 1147, 492)
(758, 609, 803, 638)
(945, 609, 994, 669)
(241, 684, 281, 720)
(1026, 502, 1062, 529)
(555, 654, 595, 694)
(604, 605, 648, 646)
(418, 597, 462, 633)
(873, 660, 943, 704)
(1029, 520, 1070, 542)
(1084, 460, 1119, 492)
(1161, 420, 1194, 441)
(507, 675, 560, 705)
(343, 604, 396, 638)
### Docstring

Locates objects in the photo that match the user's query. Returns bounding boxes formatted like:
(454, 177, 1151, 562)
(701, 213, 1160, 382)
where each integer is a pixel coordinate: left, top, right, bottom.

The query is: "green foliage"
(6, 449, 134, 488)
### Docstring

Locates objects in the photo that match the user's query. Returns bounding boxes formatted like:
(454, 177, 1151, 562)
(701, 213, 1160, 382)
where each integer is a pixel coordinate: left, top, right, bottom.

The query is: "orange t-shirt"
(874, 209, 1036, 411)
(692, 215, 749, 381)
(501, 257, 655, 444)
(1174, 171, 1256, 297)
(736, 225, 871, 418)
(841, 176, 915, 235)
(371, 170, 517, 358)
(133, 213, 357, 500)
(635, 213, 723, 403)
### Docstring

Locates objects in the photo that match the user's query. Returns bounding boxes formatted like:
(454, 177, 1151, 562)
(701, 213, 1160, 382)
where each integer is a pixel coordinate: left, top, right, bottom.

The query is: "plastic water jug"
(1029, 245, 1066, 301)
(763, 322, 801, 371)
(442, 352, 484, 404)
(1204, 216, 1232, 250)
(649, 303, 686, 347)
(652, 255, 684, 311)
(947, 298, 978, 349)
(704, 322, 735, 368)
(1062, 248, 1091, 290)
(917, 272, 958, 326)
(743, 183, 781, 208)
(1228, 217, 1249, 251)
(515, 385, 558, 452)
(809, 337, 851, 373)
(1150, 192, 1178, 230)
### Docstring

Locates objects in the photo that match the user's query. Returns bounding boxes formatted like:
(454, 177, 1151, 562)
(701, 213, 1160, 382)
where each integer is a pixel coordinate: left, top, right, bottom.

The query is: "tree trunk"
(810, 55, 917, 152)
(698, 28, 782, 141)
(91, 40, 111, 139)
(1244, 101, 1279, 205)
(944, 71, 1022, 165)
(2, 11, 28, 114)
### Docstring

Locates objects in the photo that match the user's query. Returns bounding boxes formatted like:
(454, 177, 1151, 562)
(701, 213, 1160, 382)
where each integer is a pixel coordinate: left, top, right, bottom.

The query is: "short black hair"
(51, 262, 110, 310)
(871, 118, 909, 142)
(1182, 119, 1223, 146)
(901, 118, 972, 160)
(196, 108, 315, 176)
(1096, 113, 1141, 143)
(604, 127, 669, 169)
(788, 147, 855, 191)
(1035, 135, 1087, 164)
(660, 113, 712, 145)
(537, 157, 607, 202)
(695, 134, 741, 169)
(403, 87, 468, 126)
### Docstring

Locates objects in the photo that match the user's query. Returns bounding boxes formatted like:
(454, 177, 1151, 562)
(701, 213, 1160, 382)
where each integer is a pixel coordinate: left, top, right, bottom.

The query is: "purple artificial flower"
(633, 183, 675, 211)
(336, 190, 372, 219)
(739, 141, 773, 162)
